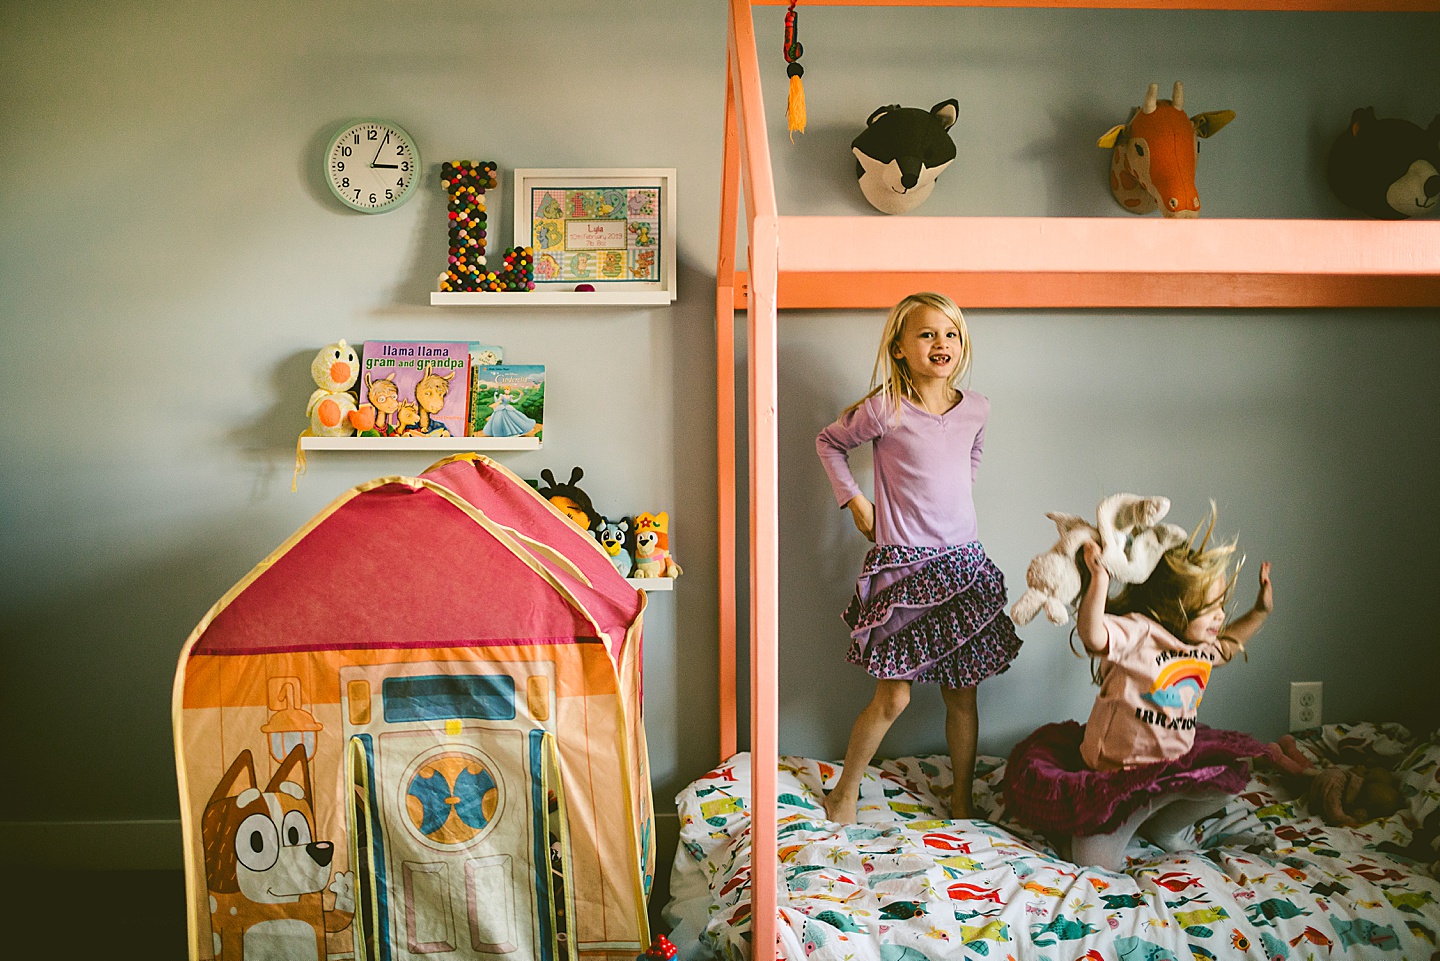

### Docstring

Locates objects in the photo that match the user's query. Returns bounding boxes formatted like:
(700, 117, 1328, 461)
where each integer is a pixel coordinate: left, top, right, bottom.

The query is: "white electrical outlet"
(1290, 681, 1322, 731)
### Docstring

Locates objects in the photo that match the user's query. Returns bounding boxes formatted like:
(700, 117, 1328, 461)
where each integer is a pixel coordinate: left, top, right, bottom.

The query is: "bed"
(666, 722, 1440, 961)
(711, 1, 1440, 958)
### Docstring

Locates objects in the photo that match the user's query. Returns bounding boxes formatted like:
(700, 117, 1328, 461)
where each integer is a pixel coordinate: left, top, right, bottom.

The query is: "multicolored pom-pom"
(437, 160, 499, 293)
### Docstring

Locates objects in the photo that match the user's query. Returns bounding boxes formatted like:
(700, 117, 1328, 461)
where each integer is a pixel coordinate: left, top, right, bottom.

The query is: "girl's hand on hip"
(847, 496, 876, 542)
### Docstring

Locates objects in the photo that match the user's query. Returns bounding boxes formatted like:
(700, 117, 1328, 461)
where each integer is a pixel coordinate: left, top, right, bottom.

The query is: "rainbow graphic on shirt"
(1142, 658, 1213, 712)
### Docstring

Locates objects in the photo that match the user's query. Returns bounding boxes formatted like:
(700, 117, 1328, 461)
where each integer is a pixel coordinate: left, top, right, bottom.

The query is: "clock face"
(326, 120, 420, 213)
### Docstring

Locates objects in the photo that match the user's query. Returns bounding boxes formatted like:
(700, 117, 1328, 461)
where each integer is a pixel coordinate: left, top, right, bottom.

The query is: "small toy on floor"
(640, 935, 677, 961)
(1264, 734, 1405, 827)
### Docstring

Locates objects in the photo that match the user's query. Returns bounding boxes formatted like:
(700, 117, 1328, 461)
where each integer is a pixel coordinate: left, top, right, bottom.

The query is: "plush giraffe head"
(1098, 82, 1235, 218)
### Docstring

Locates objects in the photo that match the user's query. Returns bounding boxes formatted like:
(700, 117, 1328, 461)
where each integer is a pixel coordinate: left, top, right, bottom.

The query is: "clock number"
(335, 161, 345, 172)
(341, 177, 350, 188)
(386, 189, 394, 201)
(367, 129, 378, 141)
(369, 193, 377, 204)
(353, 189, 361, 199)
(352, 133, 360, 145)
(396, 179, 404, 187)
(401, 161, 410, 172)
(339, 146, 351, 157)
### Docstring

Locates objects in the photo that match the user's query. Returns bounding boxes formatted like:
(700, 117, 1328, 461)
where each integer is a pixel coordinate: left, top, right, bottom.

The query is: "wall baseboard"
(0, 820, 183, 870)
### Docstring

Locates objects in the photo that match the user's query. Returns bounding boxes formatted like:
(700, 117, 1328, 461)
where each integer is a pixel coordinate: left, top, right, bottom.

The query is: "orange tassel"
(787, 72, 806, 142)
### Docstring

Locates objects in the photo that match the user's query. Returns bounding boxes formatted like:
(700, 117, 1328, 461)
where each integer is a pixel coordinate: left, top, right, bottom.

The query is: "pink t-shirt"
(1079, 613, 1239, 771)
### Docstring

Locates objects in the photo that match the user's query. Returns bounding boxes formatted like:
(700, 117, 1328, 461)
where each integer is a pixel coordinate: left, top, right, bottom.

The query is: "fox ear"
(209, 750, 257, 806)
(268, 744, 313, 802)
(930, 99, 959, 130)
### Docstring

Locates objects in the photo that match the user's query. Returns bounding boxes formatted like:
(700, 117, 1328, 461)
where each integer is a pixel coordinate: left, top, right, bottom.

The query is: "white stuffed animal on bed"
(1009, 493, 1187, 626)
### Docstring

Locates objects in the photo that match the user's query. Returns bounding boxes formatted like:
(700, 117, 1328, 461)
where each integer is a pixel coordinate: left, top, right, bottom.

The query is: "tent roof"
(191, 467, 639, 658)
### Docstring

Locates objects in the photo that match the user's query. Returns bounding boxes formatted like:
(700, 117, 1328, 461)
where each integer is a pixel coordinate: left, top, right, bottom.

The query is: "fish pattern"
(669, 722, 1440, 961)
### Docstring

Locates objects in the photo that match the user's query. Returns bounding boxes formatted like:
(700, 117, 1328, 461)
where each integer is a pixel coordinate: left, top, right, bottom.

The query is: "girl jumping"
(816, 292, 1023, 823)
(1004, 512, 1275, 870)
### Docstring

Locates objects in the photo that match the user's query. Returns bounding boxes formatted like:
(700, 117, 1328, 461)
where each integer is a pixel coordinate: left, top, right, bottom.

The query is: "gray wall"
(2, 0, 1437, 899)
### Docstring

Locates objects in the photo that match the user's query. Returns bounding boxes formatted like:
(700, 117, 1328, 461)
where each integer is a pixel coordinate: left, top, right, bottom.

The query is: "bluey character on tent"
(202, 745, 353, 960)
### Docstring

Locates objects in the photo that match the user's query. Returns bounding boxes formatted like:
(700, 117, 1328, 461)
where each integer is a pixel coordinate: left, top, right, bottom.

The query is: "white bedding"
(668, 722, 1440, 961)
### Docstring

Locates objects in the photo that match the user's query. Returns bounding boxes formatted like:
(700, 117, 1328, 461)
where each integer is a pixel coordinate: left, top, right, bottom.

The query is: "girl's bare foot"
(824, 790, 858, 824)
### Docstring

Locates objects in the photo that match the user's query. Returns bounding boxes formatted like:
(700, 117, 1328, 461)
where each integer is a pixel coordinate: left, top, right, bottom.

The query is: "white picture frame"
(513, 167, 676, 302)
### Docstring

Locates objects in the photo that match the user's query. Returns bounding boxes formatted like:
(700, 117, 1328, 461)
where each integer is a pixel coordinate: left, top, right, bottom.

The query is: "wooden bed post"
(730, 0, 782, 956)
(717, 42, 740, 764)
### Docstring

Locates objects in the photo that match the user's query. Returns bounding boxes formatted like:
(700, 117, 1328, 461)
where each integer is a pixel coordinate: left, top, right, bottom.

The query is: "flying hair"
(1073, 501, 1245, 683)
(845, 292, 971, 422)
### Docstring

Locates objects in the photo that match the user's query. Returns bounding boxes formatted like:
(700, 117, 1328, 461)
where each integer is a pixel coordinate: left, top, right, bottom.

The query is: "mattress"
(668, 722, 1440, 961)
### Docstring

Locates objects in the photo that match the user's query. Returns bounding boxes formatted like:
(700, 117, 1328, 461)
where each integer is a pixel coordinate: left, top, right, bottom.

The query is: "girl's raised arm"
(1077, 541, 1111, 654)
(1221, 561, 1273, 651)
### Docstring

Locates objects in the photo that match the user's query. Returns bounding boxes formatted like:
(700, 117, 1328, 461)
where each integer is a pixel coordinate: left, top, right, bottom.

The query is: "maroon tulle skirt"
(1002, 720, 1267, 836)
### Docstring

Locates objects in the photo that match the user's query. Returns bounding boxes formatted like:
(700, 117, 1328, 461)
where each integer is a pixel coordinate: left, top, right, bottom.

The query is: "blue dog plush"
(851, 99, 959, 214)
(593, 515, 634, 578)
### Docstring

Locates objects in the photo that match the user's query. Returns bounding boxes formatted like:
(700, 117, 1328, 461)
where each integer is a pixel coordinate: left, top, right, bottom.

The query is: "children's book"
(358, 341, 470, 438)
(470, 365, 545, 440)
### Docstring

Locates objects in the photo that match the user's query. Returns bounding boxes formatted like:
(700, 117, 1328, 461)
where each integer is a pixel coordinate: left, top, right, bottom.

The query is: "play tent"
(173, 454, 653, 961)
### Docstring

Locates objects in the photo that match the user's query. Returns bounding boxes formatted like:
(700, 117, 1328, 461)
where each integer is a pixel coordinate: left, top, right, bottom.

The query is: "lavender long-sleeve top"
(816, 391, 989, 548)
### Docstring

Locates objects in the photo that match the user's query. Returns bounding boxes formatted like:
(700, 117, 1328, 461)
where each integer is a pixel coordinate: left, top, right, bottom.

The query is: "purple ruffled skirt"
(1003, 720, 1267, 836)
(842, 541, 1023, 688)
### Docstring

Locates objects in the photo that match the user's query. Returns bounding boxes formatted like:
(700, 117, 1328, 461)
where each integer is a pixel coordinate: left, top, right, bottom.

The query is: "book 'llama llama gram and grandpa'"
(357, 341, 469, 437)
(469, 365, 544, 440)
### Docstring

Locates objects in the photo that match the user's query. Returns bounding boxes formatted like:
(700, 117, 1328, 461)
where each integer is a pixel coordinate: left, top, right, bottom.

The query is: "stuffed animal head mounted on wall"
(1327, 108, 1440, 220)
(1097, 82, 1235, 218)
(851, 99, 959, 215)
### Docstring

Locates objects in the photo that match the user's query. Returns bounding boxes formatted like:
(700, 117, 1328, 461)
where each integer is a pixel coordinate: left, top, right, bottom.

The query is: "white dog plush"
(1009, 493, 1187, 626)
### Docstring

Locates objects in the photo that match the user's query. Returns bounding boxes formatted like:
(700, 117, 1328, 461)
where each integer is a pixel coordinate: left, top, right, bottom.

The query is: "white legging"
(1070, 791, 1230, 872)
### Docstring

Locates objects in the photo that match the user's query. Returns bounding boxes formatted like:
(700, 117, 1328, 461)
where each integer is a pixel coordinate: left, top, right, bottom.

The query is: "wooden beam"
(749, 1, 1440, 11)
(734, 270, 1440, 309)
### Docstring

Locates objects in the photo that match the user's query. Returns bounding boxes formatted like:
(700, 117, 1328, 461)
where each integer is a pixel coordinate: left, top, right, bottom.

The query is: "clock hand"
(373, 163, 400, 169)
(369, 131, 390, 168)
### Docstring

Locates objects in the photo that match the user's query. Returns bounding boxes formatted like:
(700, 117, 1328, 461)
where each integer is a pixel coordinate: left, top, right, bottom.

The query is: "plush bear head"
(1327, 108, 1440, 220)
(851, 100, 959, 215)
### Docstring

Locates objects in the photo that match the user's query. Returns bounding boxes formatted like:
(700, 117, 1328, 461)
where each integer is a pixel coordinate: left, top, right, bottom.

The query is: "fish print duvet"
(670, 723, 1440, 961)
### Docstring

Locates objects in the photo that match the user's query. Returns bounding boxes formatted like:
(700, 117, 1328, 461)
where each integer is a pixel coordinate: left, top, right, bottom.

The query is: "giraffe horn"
(1142, 83, 1159, 114)
(1172, 81, 1184, 110)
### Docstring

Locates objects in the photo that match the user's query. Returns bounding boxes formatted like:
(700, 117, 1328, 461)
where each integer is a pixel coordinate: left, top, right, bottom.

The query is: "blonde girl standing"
(816, 292, 1023, 823)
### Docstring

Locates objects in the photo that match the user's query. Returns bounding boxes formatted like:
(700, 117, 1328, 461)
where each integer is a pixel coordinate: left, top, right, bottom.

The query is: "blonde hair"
(1108, 503, 1240, 640)
(1075, 503, 1243, 684)
(845, 292, 972, 420)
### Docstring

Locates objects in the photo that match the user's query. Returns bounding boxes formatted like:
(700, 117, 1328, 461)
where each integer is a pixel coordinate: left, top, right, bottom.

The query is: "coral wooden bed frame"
(713, 1, 1440, 957)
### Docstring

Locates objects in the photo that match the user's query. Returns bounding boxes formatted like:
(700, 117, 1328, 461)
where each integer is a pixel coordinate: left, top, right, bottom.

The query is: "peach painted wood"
(730, 1, 782, 957)
(777, 217, 1440, 276)
(733, 270, 1440, 308)
(750, 0, 1440, 10)
(721, 0, 1440, 958)
(717, 47, 741, 763)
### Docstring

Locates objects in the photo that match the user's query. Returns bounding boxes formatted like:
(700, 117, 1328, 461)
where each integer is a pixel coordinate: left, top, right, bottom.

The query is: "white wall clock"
(325, 119, 421, 213)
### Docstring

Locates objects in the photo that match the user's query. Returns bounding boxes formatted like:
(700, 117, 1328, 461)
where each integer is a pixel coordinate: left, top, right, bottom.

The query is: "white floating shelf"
(431, 290, 673, 307)
(300, 436, 541, 451)
(626, 577, 675, 591)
